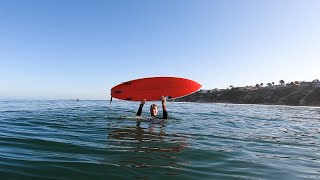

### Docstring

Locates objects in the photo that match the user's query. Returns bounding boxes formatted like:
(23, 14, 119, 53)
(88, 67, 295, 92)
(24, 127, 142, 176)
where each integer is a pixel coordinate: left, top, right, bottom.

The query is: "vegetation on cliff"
(175, 82, 320, 106)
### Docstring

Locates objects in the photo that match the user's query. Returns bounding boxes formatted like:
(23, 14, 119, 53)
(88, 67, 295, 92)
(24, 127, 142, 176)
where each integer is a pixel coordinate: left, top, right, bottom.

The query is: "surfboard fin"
(110, 90, 113, 107)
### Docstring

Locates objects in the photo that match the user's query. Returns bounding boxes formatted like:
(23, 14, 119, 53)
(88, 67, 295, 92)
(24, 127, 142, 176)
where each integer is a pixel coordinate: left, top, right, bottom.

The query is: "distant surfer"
(136, 96, 168, 119)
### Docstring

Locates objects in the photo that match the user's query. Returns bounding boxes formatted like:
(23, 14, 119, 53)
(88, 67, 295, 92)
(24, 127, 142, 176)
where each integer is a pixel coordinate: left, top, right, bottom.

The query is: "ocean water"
(0, 100, 319, 180)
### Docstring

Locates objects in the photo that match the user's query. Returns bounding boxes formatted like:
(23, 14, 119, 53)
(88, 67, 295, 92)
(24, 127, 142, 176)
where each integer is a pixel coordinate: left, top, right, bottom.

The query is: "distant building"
(312, 79, 320, 87)
(199, 90, 210, 93)
(312, 79, 320, 83)
(300, 81, 309, 87)
(238, 86, 251, 91)
(247, 87, 259, 91)
(315, 83, 320, 87)
(211, 88, 222, 92)
(294, 81, 302, 86)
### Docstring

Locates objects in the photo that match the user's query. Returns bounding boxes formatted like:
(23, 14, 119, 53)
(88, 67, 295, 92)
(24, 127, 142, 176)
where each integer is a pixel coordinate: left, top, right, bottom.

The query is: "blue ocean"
(0, 100, 319, 179)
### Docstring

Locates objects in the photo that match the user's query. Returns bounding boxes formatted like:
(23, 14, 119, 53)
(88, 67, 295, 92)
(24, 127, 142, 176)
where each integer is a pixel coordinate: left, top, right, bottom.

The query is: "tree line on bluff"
(175, 79, 320, 106)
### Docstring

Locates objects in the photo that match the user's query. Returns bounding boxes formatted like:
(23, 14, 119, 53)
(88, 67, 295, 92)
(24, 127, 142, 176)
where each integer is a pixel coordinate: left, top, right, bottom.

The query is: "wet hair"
(150, 104, 158, 111)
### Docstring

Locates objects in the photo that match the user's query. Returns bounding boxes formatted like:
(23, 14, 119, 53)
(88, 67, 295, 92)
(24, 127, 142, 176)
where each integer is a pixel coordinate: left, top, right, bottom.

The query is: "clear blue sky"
(0, 0, 319, 99)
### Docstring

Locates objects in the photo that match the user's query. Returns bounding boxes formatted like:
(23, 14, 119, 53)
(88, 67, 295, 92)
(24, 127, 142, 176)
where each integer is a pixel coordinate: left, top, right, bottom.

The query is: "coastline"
(174, 86, 320, 107)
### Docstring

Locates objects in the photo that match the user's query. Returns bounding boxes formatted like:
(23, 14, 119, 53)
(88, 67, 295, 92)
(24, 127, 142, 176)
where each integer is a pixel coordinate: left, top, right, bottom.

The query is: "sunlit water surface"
(0, 100, 319, 179)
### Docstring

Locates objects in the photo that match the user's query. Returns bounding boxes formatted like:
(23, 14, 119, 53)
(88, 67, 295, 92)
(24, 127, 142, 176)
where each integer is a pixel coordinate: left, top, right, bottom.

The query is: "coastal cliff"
(174, 86, 320, 106)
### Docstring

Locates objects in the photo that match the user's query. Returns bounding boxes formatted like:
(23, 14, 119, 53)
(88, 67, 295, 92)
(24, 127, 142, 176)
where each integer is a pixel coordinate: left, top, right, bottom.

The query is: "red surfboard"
(111, 77, 201, 101)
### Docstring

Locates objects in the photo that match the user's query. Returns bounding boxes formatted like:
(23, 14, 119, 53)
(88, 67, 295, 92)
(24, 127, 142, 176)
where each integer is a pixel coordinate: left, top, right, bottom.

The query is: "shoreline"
(174, 86, 320, 107)
(171, 101, 320, 108)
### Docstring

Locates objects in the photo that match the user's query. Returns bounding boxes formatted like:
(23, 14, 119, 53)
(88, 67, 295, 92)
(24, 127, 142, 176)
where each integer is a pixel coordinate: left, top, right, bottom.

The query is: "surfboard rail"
(111, 76, 202, 101)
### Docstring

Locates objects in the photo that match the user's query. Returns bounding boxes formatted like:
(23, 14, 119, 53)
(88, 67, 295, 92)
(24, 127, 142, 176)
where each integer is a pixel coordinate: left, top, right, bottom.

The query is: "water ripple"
(0, 100, 319, 179)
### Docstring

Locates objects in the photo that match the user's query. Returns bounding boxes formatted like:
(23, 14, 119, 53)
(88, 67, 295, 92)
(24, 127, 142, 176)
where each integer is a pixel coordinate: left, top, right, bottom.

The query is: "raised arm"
(136, 99, 146, 116)
(161, 96, 168, 119)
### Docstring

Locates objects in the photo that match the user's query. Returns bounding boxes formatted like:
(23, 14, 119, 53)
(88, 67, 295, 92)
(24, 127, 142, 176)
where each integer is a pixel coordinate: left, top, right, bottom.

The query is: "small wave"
(0, 100, 319, 179)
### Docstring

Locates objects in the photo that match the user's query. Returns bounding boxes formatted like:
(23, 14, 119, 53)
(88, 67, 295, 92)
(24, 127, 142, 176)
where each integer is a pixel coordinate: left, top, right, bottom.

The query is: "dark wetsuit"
(136, 104, 168, 119)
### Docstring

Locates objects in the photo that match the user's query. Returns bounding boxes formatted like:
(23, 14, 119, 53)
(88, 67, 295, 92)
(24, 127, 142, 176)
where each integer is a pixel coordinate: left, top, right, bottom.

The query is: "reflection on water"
(107, 119, 188, 177)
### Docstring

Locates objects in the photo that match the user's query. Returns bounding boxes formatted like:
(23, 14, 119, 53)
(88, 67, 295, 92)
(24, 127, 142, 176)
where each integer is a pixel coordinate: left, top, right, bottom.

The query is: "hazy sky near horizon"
(0, 0, 319, 99)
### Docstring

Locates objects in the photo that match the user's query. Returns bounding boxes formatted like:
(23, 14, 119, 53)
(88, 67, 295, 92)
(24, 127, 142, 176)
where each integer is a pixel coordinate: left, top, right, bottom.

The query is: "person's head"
(150, 104, 158, 117)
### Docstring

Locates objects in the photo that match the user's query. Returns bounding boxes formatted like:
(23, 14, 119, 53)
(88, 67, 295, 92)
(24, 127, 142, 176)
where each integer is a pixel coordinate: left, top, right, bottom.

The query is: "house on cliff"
(312, 79, 320, 87)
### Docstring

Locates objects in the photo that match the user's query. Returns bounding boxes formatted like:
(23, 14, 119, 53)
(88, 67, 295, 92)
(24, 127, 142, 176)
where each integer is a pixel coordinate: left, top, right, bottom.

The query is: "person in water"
(136, 96, 168, 119)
